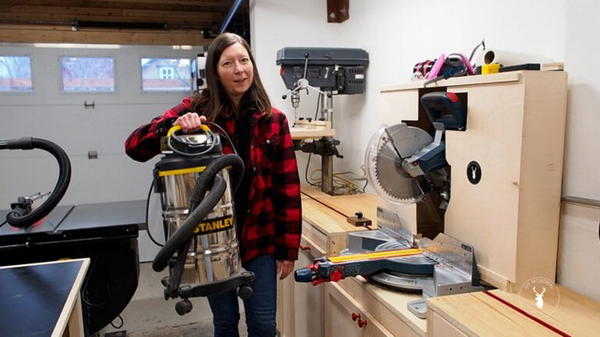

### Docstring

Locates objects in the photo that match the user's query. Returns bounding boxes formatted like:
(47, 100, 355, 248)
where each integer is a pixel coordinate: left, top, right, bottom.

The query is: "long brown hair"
(191, 32, 271, 121)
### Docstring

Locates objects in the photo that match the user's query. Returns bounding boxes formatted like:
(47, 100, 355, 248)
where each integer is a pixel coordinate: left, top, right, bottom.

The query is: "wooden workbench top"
(300, 185, 427, 336)
(300, 185, 379, 233)
(427, 286, 600, 337)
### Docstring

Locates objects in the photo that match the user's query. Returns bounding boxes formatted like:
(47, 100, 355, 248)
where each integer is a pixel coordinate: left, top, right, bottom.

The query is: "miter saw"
(295, 91, 485, 318)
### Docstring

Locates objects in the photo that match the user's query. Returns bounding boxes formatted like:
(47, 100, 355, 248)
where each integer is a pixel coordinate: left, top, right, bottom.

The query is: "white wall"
(564, 0, 600, 200)
(251, 0, 600, 299)
(251, 0, 574, 191)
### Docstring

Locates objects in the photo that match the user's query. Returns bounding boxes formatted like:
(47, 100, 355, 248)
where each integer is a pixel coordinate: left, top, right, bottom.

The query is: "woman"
(125, 32, 301, 337)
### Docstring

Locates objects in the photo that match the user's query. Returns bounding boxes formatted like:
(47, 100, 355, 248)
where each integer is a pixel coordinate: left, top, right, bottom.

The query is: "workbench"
(279, 186, 600, 337)
(277, 186, 427, 337)
(276, 71, 600, 336)
(0, 258, 90, 337)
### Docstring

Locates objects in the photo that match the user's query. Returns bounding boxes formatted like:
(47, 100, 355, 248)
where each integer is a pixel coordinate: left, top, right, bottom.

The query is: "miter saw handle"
(420, 92, 467, 130)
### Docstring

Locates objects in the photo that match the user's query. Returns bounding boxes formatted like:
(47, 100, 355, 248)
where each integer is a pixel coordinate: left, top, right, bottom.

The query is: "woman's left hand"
(276, 260, 294, 280)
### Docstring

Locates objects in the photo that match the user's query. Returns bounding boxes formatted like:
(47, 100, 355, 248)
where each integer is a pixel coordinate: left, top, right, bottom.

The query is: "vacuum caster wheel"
(175, 299, 193, 316)
(237, 285, 253, 300)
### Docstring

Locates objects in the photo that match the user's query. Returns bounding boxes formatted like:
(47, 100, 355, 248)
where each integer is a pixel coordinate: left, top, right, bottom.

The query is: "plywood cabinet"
(277, 186, 427, 337)
(277, 232, 325, 337)
(325, 281, 394, 337)
(278, 186, 377, 337)
(378, 71, 568, 291)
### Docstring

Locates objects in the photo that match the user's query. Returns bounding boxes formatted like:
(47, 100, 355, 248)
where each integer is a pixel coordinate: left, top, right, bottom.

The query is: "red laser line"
(482, 291, 570, 337)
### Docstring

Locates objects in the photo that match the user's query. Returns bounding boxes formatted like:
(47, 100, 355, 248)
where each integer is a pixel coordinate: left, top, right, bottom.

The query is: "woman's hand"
(174, 112, 206, 133)
(276, 260, 295, 280)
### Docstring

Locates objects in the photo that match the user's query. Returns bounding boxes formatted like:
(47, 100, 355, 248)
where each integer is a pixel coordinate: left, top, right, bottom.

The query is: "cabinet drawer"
(302, 220, 328, 255)
(427, 311, 468, 337)
(325, 282, 394, 337)
(300, 230, 326, 258)
(341, 278, 423, 337)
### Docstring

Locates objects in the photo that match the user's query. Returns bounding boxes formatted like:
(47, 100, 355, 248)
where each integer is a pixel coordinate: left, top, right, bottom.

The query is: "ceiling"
(0, 0, 248, 46)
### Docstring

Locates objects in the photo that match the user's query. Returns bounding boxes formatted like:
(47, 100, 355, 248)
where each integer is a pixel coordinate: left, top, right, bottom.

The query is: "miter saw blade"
(365, 124, 433, 204)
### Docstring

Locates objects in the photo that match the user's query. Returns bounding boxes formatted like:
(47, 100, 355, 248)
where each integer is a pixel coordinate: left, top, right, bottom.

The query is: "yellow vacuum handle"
(167, 124, 210, 137)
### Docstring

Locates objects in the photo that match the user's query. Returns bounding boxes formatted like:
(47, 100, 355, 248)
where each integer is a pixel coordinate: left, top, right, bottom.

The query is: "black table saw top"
(0, 200, 145, 251)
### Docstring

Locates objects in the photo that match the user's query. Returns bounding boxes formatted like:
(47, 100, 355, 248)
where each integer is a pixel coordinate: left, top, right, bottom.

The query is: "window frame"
(0, 54, 35, 95)
(58, 55, 118, 94)
(140, 56, 193, 93)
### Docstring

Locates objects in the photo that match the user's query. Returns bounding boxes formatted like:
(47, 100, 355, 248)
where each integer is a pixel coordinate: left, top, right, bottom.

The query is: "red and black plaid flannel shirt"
(124, 97, 302, 262)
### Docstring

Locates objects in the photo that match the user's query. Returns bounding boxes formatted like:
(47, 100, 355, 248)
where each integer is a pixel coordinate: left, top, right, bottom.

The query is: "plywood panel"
(444, 81, 524, 287)
(294, 239, 324, 337)
(428, 286, 600, 337)
(427, 312, 467, 337)
(443, 71, 567, 291)
(379, 88, 419, 125)
(515, 71, 567, 290)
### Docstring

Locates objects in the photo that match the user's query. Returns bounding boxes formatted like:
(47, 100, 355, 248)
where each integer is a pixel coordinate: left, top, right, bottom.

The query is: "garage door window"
(61, 56, 115, 92)
(0, 56, 32, 92)
(141, 58, 191, 92)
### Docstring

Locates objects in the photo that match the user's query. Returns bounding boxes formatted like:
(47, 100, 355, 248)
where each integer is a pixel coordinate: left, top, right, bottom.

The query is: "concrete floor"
(97, 262, 248, 337)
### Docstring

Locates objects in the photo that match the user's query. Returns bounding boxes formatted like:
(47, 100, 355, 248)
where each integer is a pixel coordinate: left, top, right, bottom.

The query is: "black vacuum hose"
(153, 175, 227, 272)
(1, 137, 71, 228)
(188, 154, 244, 212)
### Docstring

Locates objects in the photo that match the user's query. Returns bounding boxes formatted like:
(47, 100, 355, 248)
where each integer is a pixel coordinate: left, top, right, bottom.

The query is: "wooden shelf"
(291, 127, 336, 140)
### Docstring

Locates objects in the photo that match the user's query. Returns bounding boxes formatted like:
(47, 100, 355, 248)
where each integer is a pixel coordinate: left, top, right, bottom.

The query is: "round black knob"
(355, 211, 363, 218)
(238, 285, 253, 300)
(175, 299, 193, 316)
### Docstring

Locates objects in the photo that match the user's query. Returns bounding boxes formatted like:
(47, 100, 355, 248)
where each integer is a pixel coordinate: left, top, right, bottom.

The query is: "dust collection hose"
(189, 154, 244, 211)
(0, 137, 71, 228)
(152, 154, 245, 272)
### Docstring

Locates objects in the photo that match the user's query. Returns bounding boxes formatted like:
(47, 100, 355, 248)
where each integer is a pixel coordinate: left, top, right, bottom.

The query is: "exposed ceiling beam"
(0, 24, 212, 45)
(2, 5, 224, 26)
(3, 1, 231, 12)
(0, 0, 241, 45)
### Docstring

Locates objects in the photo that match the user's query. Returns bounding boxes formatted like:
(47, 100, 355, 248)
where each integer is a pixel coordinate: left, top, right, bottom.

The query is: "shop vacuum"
(151, 125, 255, 315)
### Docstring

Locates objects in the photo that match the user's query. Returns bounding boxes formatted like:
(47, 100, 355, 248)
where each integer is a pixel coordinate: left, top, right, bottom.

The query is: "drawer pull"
(351, 312, 361, 321)
(357, 318, 368, 328)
